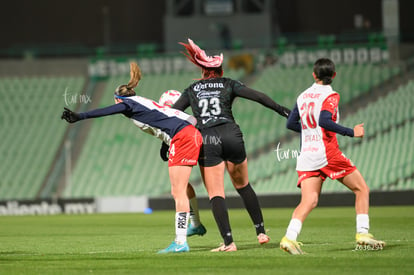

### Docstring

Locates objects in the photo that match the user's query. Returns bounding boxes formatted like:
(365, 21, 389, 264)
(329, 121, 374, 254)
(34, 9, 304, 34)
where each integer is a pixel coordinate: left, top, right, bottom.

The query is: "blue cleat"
(157, 241, 189, 254)
(187, 223, 207, 237)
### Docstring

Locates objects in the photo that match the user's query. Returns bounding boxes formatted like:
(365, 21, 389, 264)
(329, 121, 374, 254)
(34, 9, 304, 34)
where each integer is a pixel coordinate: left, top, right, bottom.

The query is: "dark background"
(0, 0, 412, 51)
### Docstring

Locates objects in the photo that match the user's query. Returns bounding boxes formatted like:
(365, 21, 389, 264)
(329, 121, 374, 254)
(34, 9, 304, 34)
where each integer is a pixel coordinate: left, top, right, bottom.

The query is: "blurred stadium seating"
(0, 76, 85, 199)
(0, 58, 412, 201)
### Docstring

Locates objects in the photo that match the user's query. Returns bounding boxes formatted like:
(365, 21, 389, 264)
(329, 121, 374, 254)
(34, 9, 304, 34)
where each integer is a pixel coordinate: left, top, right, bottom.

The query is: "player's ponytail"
(127, 62, 141, 89)
(114, 62, 142, 97)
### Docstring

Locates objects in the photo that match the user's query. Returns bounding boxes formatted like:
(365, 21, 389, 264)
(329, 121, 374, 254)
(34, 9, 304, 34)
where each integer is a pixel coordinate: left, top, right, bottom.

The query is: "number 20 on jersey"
(300, 102, 317, 129)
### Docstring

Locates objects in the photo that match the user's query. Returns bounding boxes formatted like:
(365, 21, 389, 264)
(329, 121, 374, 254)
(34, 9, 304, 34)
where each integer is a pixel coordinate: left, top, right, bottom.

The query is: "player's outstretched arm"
(236, 86, 291, 118)
(61, 104, 129, 124)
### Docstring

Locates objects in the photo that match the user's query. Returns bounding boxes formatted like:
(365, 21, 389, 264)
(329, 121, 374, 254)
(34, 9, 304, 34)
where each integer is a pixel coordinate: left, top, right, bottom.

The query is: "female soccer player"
(279, 58, 385, 254)
(160, 141, 206, 237)
(172, 39, 291, 251)
(61, 62, 202, 254)
(159, 90, 207, 237)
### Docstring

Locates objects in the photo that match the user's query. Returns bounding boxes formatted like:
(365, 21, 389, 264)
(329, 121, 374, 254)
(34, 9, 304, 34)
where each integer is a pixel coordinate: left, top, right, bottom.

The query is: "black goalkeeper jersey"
(173, 77, 290, 130)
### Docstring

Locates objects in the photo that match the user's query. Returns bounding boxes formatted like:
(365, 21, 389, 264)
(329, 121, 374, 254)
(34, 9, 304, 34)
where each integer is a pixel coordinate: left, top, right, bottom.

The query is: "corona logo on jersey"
(159, 90, 182, 108)
(193, 82, 224, 92)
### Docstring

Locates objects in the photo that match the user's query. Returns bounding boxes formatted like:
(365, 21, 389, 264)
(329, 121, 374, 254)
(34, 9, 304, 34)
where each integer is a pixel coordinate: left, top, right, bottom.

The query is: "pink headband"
(179, 39, 223, 68)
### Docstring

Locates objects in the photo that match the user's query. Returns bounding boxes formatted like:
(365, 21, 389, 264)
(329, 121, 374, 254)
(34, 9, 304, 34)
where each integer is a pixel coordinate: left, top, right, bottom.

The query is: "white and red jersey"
(123, 96, 197, 145)
(296, 83, 341, 171)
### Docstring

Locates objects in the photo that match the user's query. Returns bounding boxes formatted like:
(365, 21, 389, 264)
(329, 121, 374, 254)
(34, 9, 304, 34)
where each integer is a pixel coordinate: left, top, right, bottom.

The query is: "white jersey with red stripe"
(122, 96, 197, 145)
(296, 83, 340, 171)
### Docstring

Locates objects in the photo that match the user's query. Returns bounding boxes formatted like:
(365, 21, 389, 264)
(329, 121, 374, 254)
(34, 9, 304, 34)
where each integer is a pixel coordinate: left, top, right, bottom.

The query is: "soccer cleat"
(280, 236, 304, 255)
(257, 233, 270, 244)
(355, 233, 385, 250)
(187, 223, 207, 237)
(157, 241, 189, 254)
(211, 242, 237, 252)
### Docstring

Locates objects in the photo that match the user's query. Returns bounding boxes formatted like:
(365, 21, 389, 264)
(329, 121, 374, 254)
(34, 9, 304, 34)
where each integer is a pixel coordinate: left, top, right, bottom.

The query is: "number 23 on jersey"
(198, 98, 221, 117)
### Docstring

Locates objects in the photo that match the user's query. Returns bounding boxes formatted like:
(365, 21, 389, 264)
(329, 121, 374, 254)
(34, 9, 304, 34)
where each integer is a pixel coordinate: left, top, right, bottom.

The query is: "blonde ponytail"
(114, 62, 142, 97)
(127, 62, 141, 89)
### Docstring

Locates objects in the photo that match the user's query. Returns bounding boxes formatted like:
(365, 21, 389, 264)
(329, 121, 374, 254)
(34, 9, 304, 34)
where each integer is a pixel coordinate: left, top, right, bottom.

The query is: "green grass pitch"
(0, 206, 413, 274)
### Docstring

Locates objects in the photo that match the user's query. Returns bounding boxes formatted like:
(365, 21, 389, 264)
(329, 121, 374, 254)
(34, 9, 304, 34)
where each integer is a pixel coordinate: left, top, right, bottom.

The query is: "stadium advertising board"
(276, 47, 389, 67)
(0, 199, 96, 216)
(0, 196, 149, 216)
(88, 45, 389, 78)
(89, 55, 198, 79)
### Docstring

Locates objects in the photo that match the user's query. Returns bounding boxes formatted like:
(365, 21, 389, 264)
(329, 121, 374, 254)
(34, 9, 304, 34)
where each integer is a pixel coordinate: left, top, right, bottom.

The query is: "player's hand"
(353, 123, 364, 138)
(160, 142, 169, 161)
(278, 106, 291, 118)
(61, 107, 81, 123)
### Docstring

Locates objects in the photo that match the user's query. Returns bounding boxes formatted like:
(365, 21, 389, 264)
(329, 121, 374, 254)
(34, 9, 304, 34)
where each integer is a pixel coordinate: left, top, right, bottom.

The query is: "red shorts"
(297, 152, 357, 187)
(168, 125, 202, 167)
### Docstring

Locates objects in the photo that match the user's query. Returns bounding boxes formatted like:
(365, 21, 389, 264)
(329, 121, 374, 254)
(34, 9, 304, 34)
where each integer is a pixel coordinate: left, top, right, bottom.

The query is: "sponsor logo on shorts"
(181, 158, 197, 164)
(298, 173, 308, 182)
(330, 170, 346, 178)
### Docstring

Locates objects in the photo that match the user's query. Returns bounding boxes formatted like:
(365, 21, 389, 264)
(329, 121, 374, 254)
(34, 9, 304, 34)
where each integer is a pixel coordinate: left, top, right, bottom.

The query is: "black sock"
(210, 196, 233, 245)
(236, 183, 265, 235)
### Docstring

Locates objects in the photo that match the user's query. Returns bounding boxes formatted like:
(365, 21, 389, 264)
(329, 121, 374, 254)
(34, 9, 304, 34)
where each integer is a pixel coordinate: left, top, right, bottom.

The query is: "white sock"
(285, 218, 302, 241)
(175, 212, 189, 244)
(356, 214, 369, 234)
(189, 197, 201, 227)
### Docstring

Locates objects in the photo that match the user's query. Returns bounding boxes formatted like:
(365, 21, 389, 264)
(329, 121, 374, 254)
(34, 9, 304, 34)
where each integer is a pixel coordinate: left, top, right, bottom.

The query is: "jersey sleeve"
(319, 111, 354, 137)
(234, 86, 290, 118)
(172, 90, 190, 111)
(286, 103, 301, 132)
(321, 93, 340, 113)
(79, 103, 130, 120)
(319, 93, 353, 137)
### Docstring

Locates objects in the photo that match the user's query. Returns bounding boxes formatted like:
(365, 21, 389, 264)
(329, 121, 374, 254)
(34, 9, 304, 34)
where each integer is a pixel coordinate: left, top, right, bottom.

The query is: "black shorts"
(198, 123, 247, 167)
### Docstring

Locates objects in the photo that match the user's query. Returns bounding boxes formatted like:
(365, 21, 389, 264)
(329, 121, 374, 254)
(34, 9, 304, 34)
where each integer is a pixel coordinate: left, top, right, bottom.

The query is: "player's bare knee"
(300, 196, 318, 210)
(353, 183, 370, 196)
(310, 198, 319, 209)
